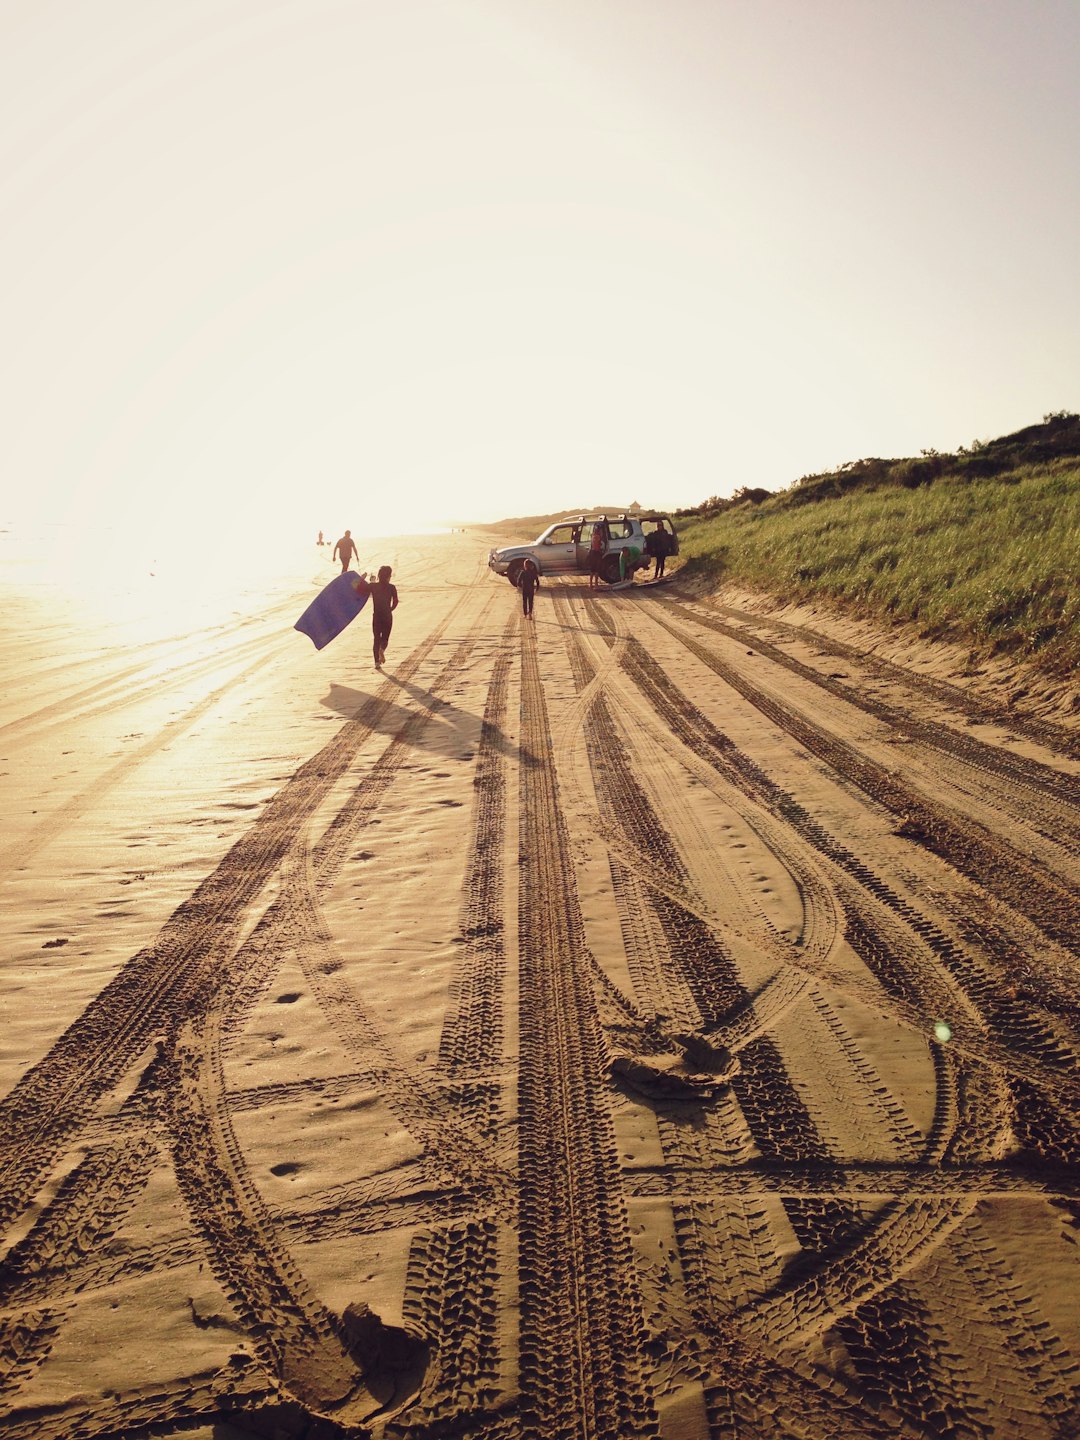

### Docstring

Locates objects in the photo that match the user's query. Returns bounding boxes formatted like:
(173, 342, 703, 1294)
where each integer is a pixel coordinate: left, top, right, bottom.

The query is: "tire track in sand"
(556, 598, 897, 1302)
(548, 592, 931, 1435)
(563, 590, 1079, 1437)
(516, 615, 660, 1440)
(696, 595, 1080, 763)
(154, 595, 501, 1430)
(660, 596, 1080, 841)
(0, 600, 464, 1229)
(0, 630, 298, 871)
(603, 608, 1080, 1108)
(0, 592, 478, 1434)
(648, 601, 1080, 956)
(391, 617, 516, 1438)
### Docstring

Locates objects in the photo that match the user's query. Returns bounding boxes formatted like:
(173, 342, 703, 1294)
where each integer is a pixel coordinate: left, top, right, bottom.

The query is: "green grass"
(676, 458, 1080, 675)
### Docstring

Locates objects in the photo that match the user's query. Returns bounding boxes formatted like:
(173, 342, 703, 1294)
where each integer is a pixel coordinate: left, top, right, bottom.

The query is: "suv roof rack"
(554, 510, 671, 525)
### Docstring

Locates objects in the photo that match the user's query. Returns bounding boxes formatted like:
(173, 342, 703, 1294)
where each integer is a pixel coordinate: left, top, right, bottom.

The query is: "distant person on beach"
(371, 565, 399, 667)
(317, 529, 325, 546)
(518, 559, 540, 618)
(333, 529, 359, 572)
(588, 523, 605, 590)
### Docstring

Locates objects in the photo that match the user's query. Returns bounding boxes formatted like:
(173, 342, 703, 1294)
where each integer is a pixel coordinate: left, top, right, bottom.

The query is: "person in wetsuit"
(370, 565, 399, 667)
(518, 559, 540, 618)
(333, 529, 359, 572)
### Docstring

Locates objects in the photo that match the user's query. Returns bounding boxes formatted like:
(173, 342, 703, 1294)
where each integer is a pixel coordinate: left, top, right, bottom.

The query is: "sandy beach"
(1, 529, 1078, 1440)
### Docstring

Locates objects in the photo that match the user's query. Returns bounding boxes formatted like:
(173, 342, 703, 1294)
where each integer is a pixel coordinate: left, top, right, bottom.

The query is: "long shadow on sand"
(320, 680, 486, 760)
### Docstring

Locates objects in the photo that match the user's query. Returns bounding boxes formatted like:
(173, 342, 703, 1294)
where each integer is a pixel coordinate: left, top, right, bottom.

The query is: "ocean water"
(0, 517, 451, 645)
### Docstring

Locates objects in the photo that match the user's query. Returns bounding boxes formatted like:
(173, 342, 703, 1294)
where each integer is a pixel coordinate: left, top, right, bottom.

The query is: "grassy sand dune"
(676, 413, 1080, 679)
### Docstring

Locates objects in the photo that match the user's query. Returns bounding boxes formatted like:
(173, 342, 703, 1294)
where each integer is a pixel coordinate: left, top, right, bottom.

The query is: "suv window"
(545, 525, 578, 545)
(608, 520, 633, 539)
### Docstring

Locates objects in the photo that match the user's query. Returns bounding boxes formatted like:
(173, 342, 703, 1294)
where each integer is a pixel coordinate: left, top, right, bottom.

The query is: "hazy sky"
(2, 0, 1078, 542)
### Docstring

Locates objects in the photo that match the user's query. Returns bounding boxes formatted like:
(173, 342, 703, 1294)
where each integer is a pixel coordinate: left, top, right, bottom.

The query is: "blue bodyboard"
(294, 571, 370, 650)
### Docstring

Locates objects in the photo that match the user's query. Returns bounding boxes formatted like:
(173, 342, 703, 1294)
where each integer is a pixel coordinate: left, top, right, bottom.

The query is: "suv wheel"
(506, 559, 527, 587)
(601, 553, 623, 584)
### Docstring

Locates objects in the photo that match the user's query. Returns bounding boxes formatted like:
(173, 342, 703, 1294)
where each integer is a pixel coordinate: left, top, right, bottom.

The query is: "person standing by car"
(370, 565, 398, 667)
(650, 523, 672, 579)
(643, 527, 659, 578)
(518, 558, 540, 619)
(588, 523, 605, 590)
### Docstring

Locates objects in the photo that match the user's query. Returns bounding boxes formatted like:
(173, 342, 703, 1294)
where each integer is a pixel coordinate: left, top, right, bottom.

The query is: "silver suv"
(488, 512, 678, 586)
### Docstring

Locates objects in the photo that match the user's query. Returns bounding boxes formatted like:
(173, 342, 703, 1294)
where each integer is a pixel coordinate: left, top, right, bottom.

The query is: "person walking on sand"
(518, 558, 540, 619)
(588, 523, 605, 590)
(333, 529, 359, 573)
(371, 565, 398, 667)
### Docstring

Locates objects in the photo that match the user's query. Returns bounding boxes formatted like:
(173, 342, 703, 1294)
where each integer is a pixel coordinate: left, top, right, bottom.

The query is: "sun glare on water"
(3, 513, 308, 640)
(2, 498, 455, 644)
